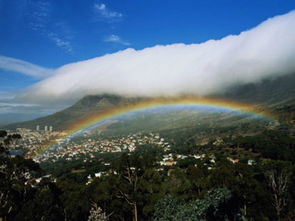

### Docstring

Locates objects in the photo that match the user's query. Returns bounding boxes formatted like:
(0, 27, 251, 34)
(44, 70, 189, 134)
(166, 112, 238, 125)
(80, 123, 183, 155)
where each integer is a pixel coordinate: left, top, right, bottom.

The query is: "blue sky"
(0, 0, 295, 124)
(1, 0, 295, 67)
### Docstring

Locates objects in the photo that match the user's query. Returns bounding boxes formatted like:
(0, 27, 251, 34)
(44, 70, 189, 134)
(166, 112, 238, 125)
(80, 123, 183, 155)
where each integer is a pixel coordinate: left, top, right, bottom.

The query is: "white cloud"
(26, 0, 73, 53)
(0, 56, 52, 78)
(0, 91, 15, 100)
(104, 34, 130, 45)
(27, 0, 51, 31)
(17, 11, 295, 104)
(47, 32, 73, 53)
(94, 2, 123, 20)
(0, 101, 53, 119)
(0, 102, 39, 108)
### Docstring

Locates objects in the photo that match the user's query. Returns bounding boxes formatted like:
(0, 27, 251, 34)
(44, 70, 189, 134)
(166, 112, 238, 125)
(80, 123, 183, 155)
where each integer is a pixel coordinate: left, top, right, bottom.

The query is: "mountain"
(4, 94, 144, 131)
(224, 73, 295, 123)
(225, 73, 295, 106)
(4, 73, 295, 131)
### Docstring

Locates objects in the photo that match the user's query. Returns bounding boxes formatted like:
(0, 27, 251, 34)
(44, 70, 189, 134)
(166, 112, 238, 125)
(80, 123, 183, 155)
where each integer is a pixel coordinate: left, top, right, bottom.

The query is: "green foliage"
(13, 185, 64, 221)
(0, 130, 7, 138)
(1, 126, 295, 220)
(153, 188, 233, 221)
(0, 131, 63, 221)
(231, 130, 295, 161)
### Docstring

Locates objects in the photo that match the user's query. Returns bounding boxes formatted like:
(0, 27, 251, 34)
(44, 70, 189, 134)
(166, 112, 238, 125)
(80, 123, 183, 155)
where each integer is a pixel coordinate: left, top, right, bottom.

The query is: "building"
(36, 125, 40, 131)
(44, 126, 48, 131)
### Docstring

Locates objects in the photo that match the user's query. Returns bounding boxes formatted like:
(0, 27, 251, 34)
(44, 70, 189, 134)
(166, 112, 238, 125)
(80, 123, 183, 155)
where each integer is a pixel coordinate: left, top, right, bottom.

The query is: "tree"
(264, 161, 292, 220)
(0, 130, 63, 221)
(110, 147, 163, 221)
(153, 188, 234, 221)
(0, 130, 7, 138)
(88, 203, 110, 221)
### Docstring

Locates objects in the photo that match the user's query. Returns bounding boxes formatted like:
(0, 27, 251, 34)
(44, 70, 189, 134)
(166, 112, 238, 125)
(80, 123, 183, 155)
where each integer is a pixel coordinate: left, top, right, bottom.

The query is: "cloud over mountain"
(18, 11, 295, 104)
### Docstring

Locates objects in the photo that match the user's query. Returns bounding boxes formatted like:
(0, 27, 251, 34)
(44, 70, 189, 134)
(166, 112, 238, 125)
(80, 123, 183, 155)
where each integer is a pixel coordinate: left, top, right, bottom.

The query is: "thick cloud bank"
(19, 11, 295, 103)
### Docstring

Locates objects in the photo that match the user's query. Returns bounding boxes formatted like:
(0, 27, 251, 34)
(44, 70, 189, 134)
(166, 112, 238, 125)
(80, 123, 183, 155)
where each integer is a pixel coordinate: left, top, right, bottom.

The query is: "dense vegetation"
(1, 129, 295, 220)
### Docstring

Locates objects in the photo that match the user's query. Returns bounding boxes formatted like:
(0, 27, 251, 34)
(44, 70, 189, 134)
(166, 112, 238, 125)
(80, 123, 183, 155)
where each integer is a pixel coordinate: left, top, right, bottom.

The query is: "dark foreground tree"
(0, 131, 64, 221)
(264, 161, 292, 220)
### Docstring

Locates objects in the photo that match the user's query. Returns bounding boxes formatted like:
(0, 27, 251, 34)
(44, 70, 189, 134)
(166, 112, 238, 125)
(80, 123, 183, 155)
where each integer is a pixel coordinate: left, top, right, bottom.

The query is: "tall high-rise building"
(44, 126, 48, 131)
(49, 126, 53, 132)
(36, 125, 40, 131)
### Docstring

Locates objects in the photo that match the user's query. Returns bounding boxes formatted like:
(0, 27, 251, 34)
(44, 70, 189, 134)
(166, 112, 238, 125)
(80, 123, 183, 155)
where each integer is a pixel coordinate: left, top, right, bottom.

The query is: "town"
(4, 126, 257, 169)
(34, 132, 172, 163)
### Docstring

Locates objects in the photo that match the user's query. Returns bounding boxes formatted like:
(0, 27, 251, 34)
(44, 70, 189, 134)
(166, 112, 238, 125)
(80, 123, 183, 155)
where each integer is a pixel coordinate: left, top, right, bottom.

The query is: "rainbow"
(36, 97, 275, 157)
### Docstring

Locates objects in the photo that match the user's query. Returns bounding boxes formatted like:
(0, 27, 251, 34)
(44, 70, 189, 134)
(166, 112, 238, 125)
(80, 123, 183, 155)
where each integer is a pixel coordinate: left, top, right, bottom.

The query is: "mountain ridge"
(4, 73, 295, 130)
(4, 94, 145, 130)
